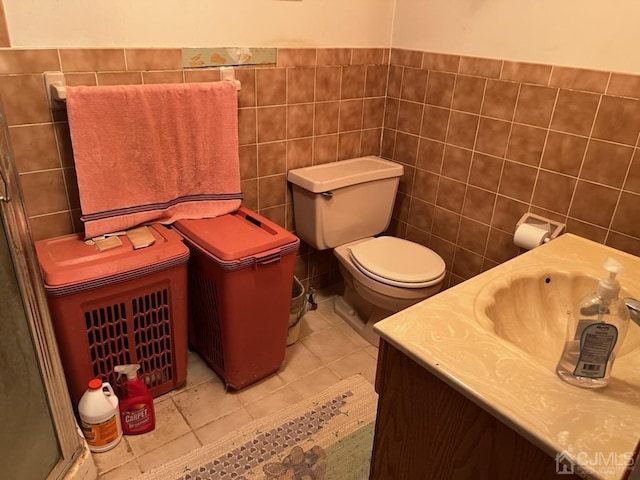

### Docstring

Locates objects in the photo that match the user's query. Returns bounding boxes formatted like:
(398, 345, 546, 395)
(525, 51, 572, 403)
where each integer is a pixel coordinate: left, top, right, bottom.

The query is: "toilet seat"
(348, 236, 446, 288)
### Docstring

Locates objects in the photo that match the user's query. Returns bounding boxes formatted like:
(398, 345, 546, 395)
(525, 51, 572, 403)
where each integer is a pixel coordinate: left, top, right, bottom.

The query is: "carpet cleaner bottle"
(78, 378, 122, 452)
(114, 364, 155, 434)
(556, 257, 630, 388)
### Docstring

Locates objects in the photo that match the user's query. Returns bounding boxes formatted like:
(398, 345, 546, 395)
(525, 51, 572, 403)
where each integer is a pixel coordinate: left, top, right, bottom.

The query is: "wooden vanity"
(369, 234, 640, 480)
(370, 339, 581, 479)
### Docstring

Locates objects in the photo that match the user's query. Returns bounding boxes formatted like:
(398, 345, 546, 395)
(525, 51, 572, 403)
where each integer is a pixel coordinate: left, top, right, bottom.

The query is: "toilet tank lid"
(287, 156, 403, 193)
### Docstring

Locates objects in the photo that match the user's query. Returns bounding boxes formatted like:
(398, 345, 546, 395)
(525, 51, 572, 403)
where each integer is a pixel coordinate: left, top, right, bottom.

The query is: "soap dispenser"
(556, 257, 630, 388)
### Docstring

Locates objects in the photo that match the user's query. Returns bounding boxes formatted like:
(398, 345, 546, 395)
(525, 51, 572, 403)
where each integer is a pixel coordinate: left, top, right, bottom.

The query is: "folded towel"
(66, 81, 243, 239)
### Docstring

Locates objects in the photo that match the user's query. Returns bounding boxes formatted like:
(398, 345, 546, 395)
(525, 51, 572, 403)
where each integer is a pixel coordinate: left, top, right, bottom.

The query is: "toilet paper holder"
(516, 213, 565, 242)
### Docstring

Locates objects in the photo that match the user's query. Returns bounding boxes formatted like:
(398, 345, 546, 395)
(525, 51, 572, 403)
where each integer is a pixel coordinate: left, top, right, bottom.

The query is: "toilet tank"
(287, 156, 403, 250)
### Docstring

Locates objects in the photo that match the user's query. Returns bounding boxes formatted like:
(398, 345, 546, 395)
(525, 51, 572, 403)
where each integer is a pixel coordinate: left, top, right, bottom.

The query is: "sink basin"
(474, 268, 640, 370)
(376, 235, 640, 480)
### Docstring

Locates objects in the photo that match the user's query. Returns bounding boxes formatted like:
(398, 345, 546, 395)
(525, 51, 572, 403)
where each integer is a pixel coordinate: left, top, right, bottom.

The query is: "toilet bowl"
(287, 156, 447, 345)
(333, 237, 445, 345)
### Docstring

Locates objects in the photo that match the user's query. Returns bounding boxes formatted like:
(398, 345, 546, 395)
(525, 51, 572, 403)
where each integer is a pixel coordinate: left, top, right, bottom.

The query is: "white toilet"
(287, 156, 446, 345)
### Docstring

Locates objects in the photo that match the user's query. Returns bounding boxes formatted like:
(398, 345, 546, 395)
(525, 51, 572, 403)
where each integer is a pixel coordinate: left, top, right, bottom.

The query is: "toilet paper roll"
(514, 223, 550, 250)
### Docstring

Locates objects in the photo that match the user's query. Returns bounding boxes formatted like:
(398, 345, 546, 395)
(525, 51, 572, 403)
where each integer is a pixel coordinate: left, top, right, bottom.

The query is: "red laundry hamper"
(173, 207, 300, 390)
(35, 224, 190, 407)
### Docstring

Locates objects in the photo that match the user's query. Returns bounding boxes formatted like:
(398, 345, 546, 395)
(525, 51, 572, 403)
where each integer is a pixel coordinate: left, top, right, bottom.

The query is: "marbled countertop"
(374, 234, 640, 479)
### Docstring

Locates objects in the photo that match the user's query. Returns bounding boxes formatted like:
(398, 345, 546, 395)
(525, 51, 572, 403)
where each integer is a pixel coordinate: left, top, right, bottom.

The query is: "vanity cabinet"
(370, 339, 582, 480)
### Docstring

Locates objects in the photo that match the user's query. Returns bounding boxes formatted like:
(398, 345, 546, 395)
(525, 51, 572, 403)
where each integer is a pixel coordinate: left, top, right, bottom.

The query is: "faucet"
(624, 298, 640, 326)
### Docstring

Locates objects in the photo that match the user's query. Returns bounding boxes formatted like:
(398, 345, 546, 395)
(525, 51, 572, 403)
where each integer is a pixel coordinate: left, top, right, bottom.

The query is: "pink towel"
(66, 81, 242, 239)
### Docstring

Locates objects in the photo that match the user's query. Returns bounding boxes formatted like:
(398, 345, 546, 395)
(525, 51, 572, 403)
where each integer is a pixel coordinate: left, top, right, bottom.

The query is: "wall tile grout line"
(4, 46, 640, 273)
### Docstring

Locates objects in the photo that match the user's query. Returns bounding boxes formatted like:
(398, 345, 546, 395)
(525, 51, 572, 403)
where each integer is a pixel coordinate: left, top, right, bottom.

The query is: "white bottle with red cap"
(78, 378, 123, 452)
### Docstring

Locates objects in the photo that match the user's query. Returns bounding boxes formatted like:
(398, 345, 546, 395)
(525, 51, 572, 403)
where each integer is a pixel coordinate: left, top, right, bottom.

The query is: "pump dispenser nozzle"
(114, 364, 141, 381)
(596, 257, 624, 303)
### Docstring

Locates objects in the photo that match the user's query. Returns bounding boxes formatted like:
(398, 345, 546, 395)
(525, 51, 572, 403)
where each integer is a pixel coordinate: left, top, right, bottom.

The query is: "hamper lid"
(173, 207, 299, 261)
(35, 224, 189, 288)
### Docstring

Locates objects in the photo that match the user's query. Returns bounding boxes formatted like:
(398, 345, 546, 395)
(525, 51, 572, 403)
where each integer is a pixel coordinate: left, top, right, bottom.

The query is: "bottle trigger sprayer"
(114, 364, 156, 435)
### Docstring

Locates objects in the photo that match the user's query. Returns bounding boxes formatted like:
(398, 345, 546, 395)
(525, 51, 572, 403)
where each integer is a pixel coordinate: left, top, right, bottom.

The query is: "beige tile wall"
(0, 47, 388, 290)
(1, 46, 640, 291)
(384, 49, 640, 287)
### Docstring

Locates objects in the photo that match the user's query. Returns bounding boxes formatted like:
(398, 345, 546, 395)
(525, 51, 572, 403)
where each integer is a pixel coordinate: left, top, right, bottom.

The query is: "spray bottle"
(114, 364, 156, 434)
(556, 257, 630, 388)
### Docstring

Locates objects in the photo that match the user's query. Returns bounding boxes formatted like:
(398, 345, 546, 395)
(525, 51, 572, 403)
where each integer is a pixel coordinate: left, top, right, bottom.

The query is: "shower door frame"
(0, 107, 84, 479)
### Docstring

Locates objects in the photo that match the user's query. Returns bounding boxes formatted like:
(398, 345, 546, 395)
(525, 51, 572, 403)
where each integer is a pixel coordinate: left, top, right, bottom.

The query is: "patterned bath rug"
(134, 374, 378, 480)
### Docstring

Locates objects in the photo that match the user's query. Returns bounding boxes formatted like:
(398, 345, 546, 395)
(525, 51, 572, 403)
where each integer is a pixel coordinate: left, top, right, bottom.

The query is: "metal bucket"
(287, 276, 307, 345)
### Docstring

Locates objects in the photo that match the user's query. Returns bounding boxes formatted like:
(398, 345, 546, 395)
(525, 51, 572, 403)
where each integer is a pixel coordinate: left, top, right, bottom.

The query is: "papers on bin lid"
(86, 226, 155, 251)
(126, 226, 156, 250)
(92, 235, 123, 252)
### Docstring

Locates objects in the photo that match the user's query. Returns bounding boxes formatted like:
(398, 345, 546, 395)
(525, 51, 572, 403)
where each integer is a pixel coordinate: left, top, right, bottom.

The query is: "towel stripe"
(81, 192, 244, 222)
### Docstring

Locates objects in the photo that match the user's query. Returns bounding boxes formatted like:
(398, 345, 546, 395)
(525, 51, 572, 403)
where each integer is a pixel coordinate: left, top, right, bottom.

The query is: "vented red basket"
(35, 224, 189, 407)
(174, 207, 299, 390)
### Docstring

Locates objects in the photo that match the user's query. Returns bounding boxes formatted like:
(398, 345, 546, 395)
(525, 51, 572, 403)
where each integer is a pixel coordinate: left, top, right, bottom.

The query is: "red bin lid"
(35, 224, 189, 288)
(174, 207, 299, 261)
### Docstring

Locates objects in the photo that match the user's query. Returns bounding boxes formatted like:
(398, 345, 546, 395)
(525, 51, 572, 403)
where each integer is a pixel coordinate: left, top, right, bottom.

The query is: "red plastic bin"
(35, 224, 190, 407)
(174, 207, 300, 390)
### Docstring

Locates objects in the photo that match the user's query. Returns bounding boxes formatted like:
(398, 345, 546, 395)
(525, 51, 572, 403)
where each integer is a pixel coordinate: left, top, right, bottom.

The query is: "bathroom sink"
(474, 268, 640, 370)
(376, 235, 640, 480)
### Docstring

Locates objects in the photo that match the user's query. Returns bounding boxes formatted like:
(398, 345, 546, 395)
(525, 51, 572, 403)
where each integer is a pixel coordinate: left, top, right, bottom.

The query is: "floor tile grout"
(96, 292, 379, 479)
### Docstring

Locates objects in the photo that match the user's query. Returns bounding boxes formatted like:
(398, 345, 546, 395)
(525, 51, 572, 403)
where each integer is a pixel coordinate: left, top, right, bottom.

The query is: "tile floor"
(94, 288, 379, 479)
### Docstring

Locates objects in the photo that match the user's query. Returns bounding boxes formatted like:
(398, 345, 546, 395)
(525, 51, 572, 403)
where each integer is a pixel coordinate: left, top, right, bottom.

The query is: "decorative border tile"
(182, 47, 276, 68)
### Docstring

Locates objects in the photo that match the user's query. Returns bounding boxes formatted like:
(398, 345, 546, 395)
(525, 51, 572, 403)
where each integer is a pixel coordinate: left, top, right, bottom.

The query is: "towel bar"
(43, 69, 242, 109)
(50, 82, 66, 101)
(219, 67, 242, 92)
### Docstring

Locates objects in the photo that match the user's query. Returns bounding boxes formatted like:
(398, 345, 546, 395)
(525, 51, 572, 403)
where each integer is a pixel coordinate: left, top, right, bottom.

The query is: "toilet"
(287, 156, 446, 345)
